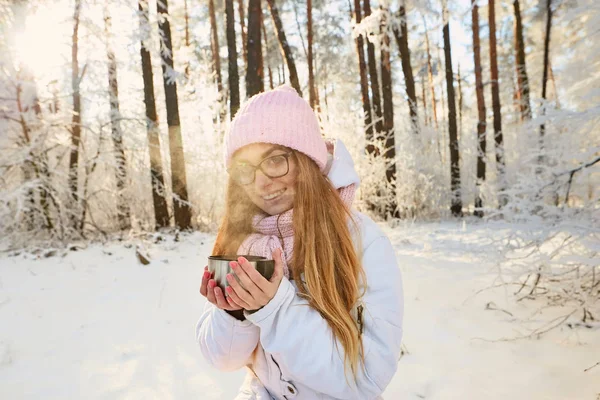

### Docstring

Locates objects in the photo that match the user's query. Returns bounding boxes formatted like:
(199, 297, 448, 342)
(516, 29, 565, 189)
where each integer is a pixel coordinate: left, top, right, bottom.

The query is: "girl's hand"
(199, 266, 244, 311)
(224, 249, 285, 312)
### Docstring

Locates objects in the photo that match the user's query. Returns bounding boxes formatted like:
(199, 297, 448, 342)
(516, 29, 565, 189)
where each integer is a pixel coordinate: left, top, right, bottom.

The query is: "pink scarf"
(237, 148, 356, 278)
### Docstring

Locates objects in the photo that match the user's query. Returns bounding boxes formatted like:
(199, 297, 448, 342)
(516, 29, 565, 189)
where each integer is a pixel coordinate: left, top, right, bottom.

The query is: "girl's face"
(230, 143, 298, 215)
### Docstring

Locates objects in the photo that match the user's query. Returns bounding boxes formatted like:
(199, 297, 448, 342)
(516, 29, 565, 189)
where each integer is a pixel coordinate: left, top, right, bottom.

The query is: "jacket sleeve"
(243, 236, 404, 399)
(196, 301, 260, 371)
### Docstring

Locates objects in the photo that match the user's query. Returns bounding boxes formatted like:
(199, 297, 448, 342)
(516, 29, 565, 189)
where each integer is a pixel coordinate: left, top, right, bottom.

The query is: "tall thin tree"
(237, 0, 248, 68)
(69, 0, 82, 229)
(489, 0, 506, 204)
(380, 8, 398, 218)
(266, 0, 302, 95)
(104, 6, 130, 230)
(225, 0, 240, 117)
(246, 0, 264, 96)
(307, 0, 318, 109)
(423, 17, 438, 129)
(157, 0, 192, 229)
(209, 0, 223, 96)
(442, 0, 462, 217)
(540, 0, 553, 143)
(513, 0, 532, 120)
(457, 64, 463, 140)
(393, 1, 418, 134)
(261, 17, 274, 89)
(15, 70, 53, 231)
(138, 0, 169, 229)
(364, 0, 383, 138)
(352, 0, 373, 147)
(472, 0, 487, 217)
(184, 0, 191, 77)
(421, 76, 428, 125)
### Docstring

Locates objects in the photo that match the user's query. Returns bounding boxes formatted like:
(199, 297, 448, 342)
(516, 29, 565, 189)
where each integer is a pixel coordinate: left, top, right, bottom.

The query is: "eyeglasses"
(228, 152, 293, 185)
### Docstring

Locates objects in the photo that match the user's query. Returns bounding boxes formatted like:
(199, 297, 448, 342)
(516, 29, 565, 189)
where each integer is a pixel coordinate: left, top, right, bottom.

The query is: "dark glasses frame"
(228, 152, 294, 185)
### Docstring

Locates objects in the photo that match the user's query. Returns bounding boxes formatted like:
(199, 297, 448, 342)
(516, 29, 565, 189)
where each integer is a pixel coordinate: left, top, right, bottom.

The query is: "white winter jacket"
(196, 140, 404, 400)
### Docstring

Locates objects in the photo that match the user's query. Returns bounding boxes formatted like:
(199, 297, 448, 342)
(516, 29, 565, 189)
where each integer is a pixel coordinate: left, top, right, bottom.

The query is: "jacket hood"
(324, 139, 360, 190)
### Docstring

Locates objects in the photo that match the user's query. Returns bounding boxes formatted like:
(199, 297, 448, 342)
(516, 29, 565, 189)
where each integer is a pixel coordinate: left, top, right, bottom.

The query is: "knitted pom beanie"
(225, 85, 328, 171)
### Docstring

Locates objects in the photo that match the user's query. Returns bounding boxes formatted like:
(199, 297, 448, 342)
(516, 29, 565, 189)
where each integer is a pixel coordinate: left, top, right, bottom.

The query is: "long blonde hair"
(213, 149, 367, 381)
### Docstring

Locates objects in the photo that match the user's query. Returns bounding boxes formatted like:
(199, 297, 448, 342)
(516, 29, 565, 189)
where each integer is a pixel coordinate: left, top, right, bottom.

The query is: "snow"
(0, 223, 598, 399)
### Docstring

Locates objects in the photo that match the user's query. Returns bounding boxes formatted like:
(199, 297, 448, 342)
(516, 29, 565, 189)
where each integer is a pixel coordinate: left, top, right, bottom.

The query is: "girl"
(196, 85, 404, 399)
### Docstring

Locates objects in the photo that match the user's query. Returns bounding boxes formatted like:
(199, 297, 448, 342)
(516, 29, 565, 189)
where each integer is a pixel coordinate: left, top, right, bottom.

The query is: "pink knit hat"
(225, 85, 328, 171)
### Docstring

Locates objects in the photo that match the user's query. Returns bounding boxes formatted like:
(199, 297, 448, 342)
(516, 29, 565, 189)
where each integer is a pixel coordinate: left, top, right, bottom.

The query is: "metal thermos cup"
(208, 255, 275, 291)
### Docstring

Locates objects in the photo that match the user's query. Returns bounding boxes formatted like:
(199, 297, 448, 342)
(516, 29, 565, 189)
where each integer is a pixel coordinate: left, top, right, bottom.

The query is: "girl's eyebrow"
(236, 146, 287, 164)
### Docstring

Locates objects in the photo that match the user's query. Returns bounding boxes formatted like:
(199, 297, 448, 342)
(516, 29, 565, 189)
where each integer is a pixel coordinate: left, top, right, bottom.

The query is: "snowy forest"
(0, 0, 599, 398)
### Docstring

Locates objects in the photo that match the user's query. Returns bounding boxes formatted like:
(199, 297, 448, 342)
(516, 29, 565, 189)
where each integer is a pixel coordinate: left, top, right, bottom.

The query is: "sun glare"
(13, 5, 69, 81)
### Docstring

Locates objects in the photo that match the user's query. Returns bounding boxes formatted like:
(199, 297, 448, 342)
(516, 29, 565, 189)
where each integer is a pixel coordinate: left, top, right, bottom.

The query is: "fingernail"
(226, 286, 232, 293)
(203, 271, 210, 279)
(226, 274, 233, 281)
(230, 261, 237, 269)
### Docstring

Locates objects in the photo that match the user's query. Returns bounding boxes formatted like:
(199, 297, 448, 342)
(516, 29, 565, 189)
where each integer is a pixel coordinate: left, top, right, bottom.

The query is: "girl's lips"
(262, 188, 286, 201)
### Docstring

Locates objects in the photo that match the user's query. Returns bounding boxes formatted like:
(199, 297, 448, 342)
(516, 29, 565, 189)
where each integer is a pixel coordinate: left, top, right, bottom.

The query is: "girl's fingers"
(200, 269, 211, 297)
(236, 257, 270, 292)
(225, 294, 244, 310)
(270, 249, 285, 284)
(231, 260, 262, 294)
(225, 286, 252, 309)
(206, 279, 218, 304)
(225, 272, 256, 305)
(213, 286, 235, 310)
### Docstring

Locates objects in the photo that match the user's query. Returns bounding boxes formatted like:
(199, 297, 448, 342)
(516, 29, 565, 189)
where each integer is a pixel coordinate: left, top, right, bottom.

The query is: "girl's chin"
(262, 201, 293, 215)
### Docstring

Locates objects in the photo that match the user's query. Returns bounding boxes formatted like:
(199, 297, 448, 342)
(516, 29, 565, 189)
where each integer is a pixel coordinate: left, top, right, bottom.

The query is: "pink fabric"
(225, 85, 328, 172)
(237, 142, 356, 278)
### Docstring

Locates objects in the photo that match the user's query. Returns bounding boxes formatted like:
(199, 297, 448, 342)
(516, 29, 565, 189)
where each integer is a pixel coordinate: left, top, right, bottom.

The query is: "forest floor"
(0, 221, 598, 399)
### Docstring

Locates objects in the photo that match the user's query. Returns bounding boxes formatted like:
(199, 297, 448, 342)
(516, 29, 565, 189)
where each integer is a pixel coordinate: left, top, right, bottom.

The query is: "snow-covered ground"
(0, 222, 598, 399)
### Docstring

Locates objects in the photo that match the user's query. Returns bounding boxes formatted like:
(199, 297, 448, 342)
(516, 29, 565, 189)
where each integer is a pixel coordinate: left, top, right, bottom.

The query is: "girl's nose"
(254, 169, 273, 189)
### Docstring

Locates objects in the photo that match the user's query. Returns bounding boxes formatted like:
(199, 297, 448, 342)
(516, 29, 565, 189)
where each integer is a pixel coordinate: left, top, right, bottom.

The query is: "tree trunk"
(15, 75, 54, 231)
(209, 0, 223, 95)
(104, 7, 131, 231)
(225, 0, 240, 117)
(513, 0, 532, 120)
(442, 0, 462, 217)
(457, 64, 463, 141)
(423, 17, 438, 130)
(246, 0, 264, 96)
(291, 0, 308, 58)
(307, 0, 317, 109)
(157, 0, 192, 230)
(69, 0, 82, 229)
(540, 0, 553, 143)
(549, 63, 560, 109)
(352, 0, 373, 146)
(393, 2, 418, 134)
(261, 17, 274, 89)
(266, 0, 302, 96)
(237, 0, 248, 68)
(438, 45, 446, 129)
(472, 0, 487, 218)
(511, 69, 521, 118)
(489, 0, 506, 205)
(364, 0, 383, 140)
(421, 76, 428, 125)
(184, 0, 191, 77)
(138, 0, 169, 229)
(380, 9, 398, 219)
(313, 41, 321, 106)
